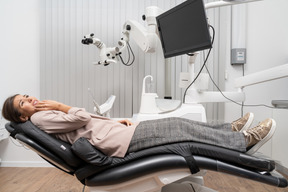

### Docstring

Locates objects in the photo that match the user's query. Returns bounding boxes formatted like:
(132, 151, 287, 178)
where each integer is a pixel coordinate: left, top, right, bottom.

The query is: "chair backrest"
(5, 121, 84, 173)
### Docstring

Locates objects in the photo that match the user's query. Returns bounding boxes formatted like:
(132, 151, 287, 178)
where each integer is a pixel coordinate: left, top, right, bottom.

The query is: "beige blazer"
(31, 107, 138, 157)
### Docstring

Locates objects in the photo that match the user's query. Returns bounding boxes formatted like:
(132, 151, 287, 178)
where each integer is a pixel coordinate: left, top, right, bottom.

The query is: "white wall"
(0, 0, 49, 166)
(38, 0, 220, 121)
(224, 0, 288, 160)
(1, 0, 287, 167)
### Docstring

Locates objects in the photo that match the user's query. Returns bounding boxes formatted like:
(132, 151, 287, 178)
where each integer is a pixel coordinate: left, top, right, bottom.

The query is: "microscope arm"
(82, 6, 162, 66)
(121, 20, 159, 53)
(119, 6, 163, 54)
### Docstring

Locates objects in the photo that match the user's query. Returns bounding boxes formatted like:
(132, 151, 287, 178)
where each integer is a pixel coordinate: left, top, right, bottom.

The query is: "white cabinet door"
(272, 109, 288, 167)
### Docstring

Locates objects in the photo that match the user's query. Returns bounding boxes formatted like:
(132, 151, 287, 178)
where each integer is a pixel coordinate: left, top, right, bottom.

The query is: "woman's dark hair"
(2, 94, 23, 123)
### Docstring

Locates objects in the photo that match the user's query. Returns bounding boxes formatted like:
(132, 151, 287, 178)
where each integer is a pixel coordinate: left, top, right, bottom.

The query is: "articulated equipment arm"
(81, 6, 162, 66)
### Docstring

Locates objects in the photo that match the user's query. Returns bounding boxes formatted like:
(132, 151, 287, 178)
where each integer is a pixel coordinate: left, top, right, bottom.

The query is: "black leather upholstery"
(5, 121, 288, 188)
(9, 121, 83, 168)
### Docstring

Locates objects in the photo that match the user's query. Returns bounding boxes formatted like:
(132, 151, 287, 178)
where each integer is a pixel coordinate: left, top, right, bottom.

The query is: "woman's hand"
(118, 119, 133, 126)
(35, 100, 72, 113)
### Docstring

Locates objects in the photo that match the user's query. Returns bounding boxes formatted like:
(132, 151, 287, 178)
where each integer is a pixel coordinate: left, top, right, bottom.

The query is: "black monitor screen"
(156, 0, 212, 58)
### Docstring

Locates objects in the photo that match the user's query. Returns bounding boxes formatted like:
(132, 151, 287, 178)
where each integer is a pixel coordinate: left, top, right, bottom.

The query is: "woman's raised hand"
(36, 100, 72, 113)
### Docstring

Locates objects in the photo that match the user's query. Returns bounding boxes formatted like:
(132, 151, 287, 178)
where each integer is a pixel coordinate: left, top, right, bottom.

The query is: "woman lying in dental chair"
(2, 94, 276, 157)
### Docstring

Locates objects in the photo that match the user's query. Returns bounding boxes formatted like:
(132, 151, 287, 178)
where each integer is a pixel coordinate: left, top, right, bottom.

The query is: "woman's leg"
(128, 117, 247, 153)
(175, 117, 232, 131)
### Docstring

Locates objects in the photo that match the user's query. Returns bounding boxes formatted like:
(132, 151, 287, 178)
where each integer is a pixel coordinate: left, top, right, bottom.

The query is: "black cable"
(190, 183, 196, 192)
(241, 64, 245, 116)
(204, 55, 288, 110)
(119, 46, 130, 65)
(183, 25, 215, 103)
(119, 42, 135, 66)
(185, 24, 286, 111)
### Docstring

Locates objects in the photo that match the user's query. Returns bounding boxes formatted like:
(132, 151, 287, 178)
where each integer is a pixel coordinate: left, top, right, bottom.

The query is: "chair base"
(88, 169, 215, 192)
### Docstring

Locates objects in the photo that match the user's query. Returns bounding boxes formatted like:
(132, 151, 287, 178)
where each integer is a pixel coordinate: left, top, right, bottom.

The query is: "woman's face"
(13, 94, 39, 121)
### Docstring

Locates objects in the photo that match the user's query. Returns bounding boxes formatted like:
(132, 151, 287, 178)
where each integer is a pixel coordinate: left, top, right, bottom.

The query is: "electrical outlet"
(231, 48, 246, 65)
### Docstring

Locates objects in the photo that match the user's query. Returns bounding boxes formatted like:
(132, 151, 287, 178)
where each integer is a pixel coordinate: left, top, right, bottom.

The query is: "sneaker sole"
(246, 118, 276, 155)
(240, 112, 254, 132)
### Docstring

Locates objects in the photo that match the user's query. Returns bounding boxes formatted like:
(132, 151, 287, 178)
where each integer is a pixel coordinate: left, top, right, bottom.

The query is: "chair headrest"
(5, 121, 83, 168)
(5, 122, 24, 139)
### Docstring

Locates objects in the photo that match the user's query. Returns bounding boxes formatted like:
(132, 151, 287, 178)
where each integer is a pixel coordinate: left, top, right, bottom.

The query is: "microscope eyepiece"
(82, 38, 93, 45)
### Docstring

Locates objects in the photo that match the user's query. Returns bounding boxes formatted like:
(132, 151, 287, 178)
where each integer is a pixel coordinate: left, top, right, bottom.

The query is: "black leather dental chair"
(5, 121, 288, 192)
